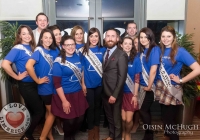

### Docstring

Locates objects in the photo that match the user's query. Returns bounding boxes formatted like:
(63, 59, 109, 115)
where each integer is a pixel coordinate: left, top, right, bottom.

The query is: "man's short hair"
(35, 12, 49, 22)
(126, 22, 137, 29)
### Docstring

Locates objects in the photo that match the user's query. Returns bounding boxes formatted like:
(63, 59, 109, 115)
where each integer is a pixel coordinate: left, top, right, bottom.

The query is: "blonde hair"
(70, 25, 85, 44)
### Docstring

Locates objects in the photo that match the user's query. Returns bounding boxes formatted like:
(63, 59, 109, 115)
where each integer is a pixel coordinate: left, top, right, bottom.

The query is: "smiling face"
(53, 29, 62, 45)
(121, 38, 133, 55)
(140, 32, 150, 48)
(127, 23, 137, 37)
(36, 15, 49, 31)
(20, 27, 32, 45)
(89, 32, 99, 47)
(62, 39, 76, 56)
(75, 29, 84, 44)
(104, 30, 118, 49)
(161, 31, 174, 47)
(41, 32, 53, 49)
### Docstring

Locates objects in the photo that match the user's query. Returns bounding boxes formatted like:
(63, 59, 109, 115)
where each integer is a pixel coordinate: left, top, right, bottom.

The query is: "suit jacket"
(102, 47, 128, 99)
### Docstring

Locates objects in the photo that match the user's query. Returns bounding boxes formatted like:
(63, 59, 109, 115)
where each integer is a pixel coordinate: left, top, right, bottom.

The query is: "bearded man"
(102, 28, 128, 140)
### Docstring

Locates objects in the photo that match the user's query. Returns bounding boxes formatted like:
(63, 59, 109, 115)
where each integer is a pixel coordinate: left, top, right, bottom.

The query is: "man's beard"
(105, 40, 118, 49)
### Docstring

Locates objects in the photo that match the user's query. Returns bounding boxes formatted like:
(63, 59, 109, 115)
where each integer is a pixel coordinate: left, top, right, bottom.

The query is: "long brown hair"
(160, 26, 178, 64)
(37, 29, 57, 50)
(60, 36, 75, 63)
(70, 25, 85, 44)
(138, 27, 157, 61)
(121, 37, 137, 63)
(14, 25, 36, 52)
(82, 27, 102, 55)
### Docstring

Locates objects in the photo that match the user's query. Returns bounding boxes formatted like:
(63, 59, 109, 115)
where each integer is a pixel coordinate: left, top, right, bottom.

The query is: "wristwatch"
(179, 79, 183, 84)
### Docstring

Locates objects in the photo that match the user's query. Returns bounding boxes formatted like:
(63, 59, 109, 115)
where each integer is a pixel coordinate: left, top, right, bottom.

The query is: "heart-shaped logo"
(6, 111, 25, 128)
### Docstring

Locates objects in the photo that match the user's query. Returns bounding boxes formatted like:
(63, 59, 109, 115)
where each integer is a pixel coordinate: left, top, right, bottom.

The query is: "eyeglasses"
(63, 44, 75, 47)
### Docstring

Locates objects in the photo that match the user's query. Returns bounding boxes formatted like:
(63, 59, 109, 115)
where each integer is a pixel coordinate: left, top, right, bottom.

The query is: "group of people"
(1, 12, 200, 140)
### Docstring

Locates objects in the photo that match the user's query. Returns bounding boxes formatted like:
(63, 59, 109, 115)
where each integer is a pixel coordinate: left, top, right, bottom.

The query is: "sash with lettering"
(54, 57, 82, 84)
(140, 53, 156, 93)
(79, 47, 103, 78)
(126, 73, 135, 94)
(159, 61, 183, 103)
(138, 53, 156, 109)
(35, 47, 53, 75)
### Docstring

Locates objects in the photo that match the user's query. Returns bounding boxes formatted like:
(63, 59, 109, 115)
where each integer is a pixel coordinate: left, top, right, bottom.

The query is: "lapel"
(103, 48, 118, 70)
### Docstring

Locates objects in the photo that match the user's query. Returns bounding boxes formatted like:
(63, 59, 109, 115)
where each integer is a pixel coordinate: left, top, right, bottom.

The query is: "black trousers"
(63, 115, 84, 140)
(18, 82, 44, 138)
(102, 94, 123, 140)
(86, 86, 102, 130)
(139, 90, 154, 139)
(139, 90, 154, 127)
(161, 104, 180, 140)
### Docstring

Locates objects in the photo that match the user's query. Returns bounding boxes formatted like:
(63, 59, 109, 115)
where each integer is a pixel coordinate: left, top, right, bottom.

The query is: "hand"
(62, 101, 71, 114)
(37, 76, 49, 84)
(82, 83, 87, 96)
(17, 71, 28, 80)
(131, 96, 138, 108)
(169, 74, 180, 83)
(143, 86, 151, 91)
(108, 96, 116, 104)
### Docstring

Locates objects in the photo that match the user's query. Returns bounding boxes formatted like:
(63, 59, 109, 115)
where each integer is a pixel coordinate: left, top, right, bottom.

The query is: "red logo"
(6, 112, 25, 128)
(0, 103, 30, 134)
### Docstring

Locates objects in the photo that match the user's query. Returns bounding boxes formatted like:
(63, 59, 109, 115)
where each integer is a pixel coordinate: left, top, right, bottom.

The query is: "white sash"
(159, 62, 183, 102)
(14, 44, 32, 56)
(140, 53, 156, 93)
(54, 57, 82, 84)
(79, 47, 103, 77)
(125, 73, 135, 94)
(35, 47, 53, 69)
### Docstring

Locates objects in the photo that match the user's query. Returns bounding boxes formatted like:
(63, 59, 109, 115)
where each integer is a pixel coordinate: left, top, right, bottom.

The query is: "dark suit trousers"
(102, 95, 122, 140)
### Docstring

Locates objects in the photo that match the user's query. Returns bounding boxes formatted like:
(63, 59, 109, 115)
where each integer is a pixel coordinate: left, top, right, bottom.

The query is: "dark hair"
(48, 25, 61, 32)
(37, 29, 57, 50)
(126, 22, 137, 29)
(105, 28, 121, 48)
(138, 27, 157, 61)
(70, 25, 85, 44)
(82, 27, 102, 55)
(47, 25, 61, 51)
(35, 12, 49, 22)
(121, 37, 137, 63)
(60, 36, 75, 63)
(14, 25, 36, 52)
(160, 26, 178, 64)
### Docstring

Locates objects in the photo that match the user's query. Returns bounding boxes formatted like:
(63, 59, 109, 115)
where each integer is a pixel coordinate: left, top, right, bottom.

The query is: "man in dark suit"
(102, 29, 128, 140)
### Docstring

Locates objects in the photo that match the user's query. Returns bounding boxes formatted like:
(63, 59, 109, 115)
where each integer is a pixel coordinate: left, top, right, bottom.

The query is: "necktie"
(105, 50, 110, 64)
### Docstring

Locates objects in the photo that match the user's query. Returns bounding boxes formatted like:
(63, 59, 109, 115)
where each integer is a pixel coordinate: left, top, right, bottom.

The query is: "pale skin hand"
(108, 96, 116, 104)
(131, 96, 138, 108)
(81, 71, 87, 96)
(38, 76, 49, 84)
(170, 62, 200, 84)
(1, 60, 28, 80)
(26, 59, 49, 84)
(169, 74, 180, 83)
(17, 71, 28, 80)
(56, 87, 71, 114)
(62, 100, 71, 114)
(81, 83, 87, 96)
